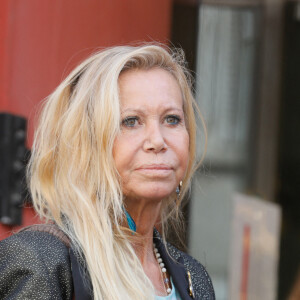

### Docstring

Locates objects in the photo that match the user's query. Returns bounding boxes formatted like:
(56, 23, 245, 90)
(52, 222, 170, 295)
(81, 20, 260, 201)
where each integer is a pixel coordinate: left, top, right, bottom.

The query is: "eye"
(165, 115, 181, 125)
(122, 116, 139, 127)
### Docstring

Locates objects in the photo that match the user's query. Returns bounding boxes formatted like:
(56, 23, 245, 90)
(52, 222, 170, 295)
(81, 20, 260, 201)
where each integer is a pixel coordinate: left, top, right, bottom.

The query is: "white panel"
(229, 194, 281, 300)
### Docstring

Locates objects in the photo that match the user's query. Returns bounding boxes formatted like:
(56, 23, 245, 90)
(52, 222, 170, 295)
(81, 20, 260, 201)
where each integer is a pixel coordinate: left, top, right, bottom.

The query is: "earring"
(176, 181, 183, 198)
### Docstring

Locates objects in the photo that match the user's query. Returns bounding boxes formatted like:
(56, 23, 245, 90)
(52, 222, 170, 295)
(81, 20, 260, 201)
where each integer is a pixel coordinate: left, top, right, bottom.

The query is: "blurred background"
(0, 0, 299, 299)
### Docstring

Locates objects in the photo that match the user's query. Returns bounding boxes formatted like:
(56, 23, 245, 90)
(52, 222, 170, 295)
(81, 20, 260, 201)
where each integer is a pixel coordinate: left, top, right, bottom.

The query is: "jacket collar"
(70, 247, 92, 300)
(153, 230, 194, 300)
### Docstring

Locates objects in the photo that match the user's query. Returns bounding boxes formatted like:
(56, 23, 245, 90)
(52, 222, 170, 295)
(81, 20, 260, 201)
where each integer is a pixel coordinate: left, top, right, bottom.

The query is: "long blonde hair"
(27, 44, 204, 300)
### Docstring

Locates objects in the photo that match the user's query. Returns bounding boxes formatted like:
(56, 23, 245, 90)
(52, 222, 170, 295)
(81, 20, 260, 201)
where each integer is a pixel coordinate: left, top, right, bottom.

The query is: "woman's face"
(113, 68, 189, 202)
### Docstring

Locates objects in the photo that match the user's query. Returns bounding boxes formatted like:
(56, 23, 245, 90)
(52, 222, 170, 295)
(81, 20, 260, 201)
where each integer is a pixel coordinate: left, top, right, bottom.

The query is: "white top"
(155, 278, 182, 300)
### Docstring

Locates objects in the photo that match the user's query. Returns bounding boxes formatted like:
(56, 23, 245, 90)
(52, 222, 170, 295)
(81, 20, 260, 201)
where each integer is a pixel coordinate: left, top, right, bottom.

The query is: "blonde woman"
(0, 44, 215, 300)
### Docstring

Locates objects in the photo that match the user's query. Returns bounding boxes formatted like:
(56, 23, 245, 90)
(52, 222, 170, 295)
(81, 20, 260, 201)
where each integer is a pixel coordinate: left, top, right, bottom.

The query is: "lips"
(135, 164, 173, 171)
(135, 164, 173, 177)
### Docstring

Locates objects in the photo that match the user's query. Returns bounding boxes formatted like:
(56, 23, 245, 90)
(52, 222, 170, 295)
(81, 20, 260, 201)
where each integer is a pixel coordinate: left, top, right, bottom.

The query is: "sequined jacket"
(0, 226, 215, 300)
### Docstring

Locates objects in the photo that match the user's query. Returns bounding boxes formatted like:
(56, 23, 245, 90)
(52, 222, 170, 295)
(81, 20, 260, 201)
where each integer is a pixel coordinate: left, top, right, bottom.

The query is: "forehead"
(118, 68, 183, 111)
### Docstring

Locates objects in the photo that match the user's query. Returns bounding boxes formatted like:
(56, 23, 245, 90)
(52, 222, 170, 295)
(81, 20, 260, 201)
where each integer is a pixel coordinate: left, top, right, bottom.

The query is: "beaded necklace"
(153, 243, 172, 295)
(123, 210, 172, 296)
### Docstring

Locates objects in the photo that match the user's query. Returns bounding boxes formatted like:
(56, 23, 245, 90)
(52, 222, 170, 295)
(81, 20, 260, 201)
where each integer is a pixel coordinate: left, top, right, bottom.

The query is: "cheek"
(171, 131, 189, 176)
(112, 136, 125, 174)
(180, 133, 190, 172)
(112, 134, 137, 177)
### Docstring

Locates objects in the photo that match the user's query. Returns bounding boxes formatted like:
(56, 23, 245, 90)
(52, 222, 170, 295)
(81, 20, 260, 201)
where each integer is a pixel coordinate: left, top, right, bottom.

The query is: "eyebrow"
(120, 107, 184, 115)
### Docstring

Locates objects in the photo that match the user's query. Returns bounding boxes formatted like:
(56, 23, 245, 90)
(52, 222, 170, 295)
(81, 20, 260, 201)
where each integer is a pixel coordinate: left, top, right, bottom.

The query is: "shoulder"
(0, 227, 73, 299)
(0, 226, 71, 272)
(167, 243, 215, 299)
(1, 225, 69, 254)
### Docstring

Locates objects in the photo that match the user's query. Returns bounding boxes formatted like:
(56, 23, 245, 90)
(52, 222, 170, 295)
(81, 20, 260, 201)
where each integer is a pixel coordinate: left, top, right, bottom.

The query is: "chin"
(132, 186, 175, 201)
(122, 179, 178, 201)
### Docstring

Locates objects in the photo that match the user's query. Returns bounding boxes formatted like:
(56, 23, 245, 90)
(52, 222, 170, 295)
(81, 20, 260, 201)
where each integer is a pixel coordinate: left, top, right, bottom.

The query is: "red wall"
(0, 0, 172, 239)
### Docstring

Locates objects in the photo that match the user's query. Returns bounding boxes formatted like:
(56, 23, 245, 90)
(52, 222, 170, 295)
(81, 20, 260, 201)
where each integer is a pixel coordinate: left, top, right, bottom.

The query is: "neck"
(124, 197, 161, 264)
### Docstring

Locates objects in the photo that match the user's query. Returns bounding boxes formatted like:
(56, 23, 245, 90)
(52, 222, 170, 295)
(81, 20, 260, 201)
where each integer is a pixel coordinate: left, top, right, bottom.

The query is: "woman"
(0, 44, 215, 300)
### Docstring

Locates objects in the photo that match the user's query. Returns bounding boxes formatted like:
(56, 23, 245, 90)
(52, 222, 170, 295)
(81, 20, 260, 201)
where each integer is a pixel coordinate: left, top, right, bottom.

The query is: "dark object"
(278, 2, 300, 299)
(0, 113, 29, 225)
(171, 1, 199, 76)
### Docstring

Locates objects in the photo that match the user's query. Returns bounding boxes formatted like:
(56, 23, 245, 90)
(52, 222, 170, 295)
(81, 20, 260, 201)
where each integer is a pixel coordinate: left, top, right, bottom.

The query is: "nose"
(143, 121, 166, 153)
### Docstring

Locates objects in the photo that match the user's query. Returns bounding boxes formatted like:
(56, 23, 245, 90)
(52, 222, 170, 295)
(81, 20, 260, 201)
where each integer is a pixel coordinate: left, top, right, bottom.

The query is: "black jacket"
(0, 227, 215, 300)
